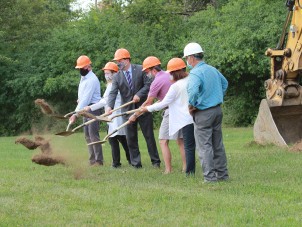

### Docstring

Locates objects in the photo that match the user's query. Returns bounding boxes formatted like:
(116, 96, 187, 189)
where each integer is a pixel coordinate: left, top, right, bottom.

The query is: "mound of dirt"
(289, 141, 302, 152)
(34, 99, 54, 115)
(78, 110, 97, 119)
(16, 135, 65, 166)
(15, 136, 52, 154)
(15, 137, 41, 150)
(34, 136, 52, 154)
(31, 153, 65, 166)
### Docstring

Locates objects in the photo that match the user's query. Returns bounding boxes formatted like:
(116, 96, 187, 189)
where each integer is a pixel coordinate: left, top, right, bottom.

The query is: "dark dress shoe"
(112, 163, 121, 168)
(132, 164, 142, 169)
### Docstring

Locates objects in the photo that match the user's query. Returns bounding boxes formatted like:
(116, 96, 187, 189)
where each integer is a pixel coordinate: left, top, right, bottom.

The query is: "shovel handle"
(104, 120, 130, 140)
(110, 108, 140, 120)
(87, 121, 130, 146)
(72, 118, 96, 132)
(74, 101, 135, 132)
(108, 100, 135, 114)
(64, 111, 76, 118)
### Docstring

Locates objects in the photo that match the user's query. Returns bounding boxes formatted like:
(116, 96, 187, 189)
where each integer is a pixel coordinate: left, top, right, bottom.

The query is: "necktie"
(125, 71, 133, 90)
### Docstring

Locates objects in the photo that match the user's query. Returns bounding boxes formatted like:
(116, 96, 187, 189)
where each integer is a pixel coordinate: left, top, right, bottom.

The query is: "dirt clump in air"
(34, 99, 54, 115)
(15, 135, 66, 166)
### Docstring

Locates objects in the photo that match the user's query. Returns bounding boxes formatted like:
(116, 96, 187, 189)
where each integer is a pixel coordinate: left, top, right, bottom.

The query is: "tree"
(185, 0, 285, 126)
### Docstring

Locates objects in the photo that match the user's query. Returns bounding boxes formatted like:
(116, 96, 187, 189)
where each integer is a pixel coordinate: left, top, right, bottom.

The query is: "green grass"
(1, 128, 302, 226)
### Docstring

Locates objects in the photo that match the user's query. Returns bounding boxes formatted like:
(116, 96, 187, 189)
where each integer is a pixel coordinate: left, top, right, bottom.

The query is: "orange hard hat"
(142, 56, 161, 71)
(166, 58, 186, 73)
(102, 62, 119, 72)
(75, 55, 92, 69)
(113, 48, 131, 61)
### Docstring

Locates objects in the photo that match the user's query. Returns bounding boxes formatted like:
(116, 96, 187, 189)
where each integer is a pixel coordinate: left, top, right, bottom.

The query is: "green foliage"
(0, 0, 290, 134)
(185, 0, 285, 126)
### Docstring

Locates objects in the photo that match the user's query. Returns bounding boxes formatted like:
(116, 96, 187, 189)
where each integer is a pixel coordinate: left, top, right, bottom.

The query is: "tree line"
(0, 0, 285, 135)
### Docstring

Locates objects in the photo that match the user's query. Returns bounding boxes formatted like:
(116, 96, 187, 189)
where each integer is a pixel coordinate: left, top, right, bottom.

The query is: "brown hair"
(170, 68, 188, 81)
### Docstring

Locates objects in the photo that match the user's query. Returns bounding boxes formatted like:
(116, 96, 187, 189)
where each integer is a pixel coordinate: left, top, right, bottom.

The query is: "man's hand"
(128, 113, 138, 123)
(69, 114, 77, 124)
(84, 106, 91, 112)
(133, 95, 140, 103)
(139, 107, 148, 113)
(105, 107, 113, 115)
(188, 105, 197, 116)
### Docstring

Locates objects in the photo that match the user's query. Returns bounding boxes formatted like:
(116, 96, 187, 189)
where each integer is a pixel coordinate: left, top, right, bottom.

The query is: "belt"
(197, 104, 221, 111)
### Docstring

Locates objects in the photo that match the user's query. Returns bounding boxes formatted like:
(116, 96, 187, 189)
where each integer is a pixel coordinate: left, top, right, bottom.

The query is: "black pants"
(109, 135, 130, 166)
(126, 112, 160, 167)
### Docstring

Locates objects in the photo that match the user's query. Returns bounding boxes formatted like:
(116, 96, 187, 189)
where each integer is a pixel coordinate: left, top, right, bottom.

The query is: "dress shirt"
(75, 70, 101, 111)
(187, 61, 228, 110)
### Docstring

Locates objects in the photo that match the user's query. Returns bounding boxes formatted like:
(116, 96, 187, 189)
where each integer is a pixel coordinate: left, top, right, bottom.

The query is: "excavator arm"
(254, 0, 302, 146)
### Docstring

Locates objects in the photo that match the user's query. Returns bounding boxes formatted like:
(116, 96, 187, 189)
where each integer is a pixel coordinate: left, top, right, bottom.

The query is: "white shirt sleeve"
(89, 84, 111, 111)
(147, 85, 177, 112)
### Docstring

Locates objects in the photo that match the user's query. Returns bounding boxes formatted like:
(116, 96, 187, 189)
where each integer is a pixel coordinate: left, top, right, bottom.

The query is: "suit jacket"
(107, 64, 152, 112)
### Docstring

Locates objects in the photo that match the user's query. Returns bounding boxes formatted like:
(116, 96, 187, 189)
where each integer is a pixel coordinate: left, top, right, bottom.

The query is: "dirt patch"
(34, 136, 51, 154)
(15, 136, 51, 153)
(34, 99, 54, 115)
(15, 137, 41, 150)
(78, 110, 96, 119)
(289, 141, 302, 152)
(31, 153, 65, 166)
(16, 135, 66, 166)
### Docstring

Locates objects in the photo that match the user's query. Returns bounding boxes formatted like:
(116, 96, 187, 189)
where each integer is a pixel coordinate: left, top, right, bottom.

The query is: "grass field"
(1, 127, 302, 226)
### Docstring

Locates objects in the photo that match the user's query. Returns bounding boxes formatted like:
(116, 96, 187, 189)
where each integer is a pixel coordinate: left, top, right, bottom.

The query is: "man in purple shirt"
(130, 56, 186, 174)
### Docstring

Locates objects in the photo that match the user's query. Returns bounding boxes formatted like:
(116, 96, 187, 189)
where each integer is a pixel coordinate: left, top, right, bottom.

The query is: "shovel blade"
(55, 131, 74, 137)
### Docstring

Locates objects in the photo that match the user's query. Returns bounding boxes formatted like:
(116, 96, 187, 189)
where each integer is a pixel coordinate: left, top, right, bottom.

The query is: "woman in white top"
(85, 62, 130, 168)
(140, 58, 196, 175)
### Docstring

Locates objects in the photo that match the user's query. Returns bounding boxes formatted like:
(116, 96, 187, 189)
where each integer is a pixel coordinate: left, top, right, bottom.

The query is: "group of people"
(69, 42, 229, 183)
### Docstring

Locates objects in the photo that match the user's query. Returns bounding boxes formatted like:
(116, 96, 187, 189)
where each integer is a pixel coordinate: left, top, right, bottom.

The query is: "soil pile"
(78, 110, 96, 119)
(289, 141, 302, 152)
(15, 137, 41, 150)
(15, 135, 66, 166)
(31, 153, 65, 166)
(34, 99, 54, 115)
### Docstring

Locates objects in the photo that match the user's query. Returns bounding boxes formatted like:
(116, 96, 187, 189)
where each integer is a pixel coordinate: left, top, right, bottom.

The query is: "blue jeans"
(182, 123, 196, 175)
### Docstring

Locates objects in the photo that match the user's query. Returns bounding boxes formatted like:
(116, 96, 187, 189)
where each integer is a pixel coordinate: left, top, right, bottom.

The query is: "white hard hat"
(183, 42, 204, 58)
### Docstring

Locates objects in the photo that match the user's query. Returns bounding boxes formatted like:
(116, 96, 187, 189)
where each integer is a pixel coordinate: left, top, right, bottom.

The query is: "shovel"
(55, 100, 135, 137)
(55, 121, 73, 136)
(77, 110, 111, 122)
(106, 108, 141, 121)
(87, 120, 131, 146)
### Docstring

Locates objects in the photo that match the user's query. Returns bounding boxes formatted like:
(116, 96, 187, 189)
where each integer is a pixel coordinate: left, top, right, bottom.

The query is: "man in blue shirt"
(185, 42, 229, 182)
(69, 55, 103, 166)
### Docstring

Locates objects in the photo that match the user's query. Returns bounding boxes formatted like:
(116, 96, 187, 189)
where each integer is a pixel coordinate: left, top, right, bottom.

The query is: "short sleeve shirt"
(148, 71, 172, 101)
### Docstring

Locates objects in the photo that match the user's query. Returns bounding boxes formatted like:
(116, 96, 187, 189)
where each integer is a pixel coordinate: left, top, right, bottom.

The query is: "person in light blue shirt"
(69, 55, 103, 166)
(185, 42, 229, 183)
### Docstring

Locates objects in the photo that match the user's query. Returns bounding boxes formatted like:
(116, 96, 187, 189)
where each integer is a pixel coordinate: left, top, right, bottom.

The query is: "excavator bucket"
(254, 99, 302, 146)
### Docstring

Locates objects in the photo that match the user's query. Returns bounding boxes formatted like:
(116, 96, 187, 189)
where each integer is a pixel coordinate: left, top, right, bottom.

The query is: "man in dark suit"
(106, 48, 161, 168)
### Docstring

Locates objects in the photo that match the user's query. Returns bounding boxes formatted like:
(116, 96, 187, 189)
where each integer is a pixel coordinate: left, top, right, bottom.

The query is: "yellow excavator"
(254, 0, 302, 146)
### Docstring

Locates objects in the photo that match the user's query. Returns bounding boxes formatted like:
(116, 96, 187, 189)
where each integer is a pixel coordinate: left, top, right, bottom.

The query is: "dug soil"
(34, 98, 54, 115)
(15, 135, 66, 166)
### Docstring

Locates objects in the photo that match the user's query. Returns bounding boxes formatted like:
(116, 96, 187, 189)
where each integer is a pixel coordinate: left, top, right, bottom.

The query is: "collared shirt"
(187, 61, 228, 110)
(123, 65, 133, 80)
(147, 77, 193, 136)
(90, 83, 125, 136)
(75, 70, 101, 111)
(148, 70, 172, 101)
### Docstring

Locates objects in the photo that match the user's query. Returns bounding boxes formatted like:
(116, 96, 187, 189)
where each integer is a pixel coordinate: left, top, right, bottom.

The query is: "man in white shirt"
(69, 55, 103, 166)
